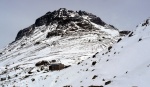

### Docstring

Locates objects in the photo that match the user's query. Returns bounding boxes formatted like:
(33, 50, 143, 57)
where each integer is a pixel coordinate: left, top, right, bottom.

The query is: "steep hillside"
(34, 18, 150, 87)
(0, 8, 122, 87)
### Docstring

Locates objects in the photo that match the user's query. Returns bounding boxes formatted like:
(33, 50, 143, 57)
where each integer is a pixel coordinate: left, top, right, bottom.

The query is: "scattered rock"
(23, 75, 31, 79)
(31, 78, 35, 82)
(92, 75, 98, 79)
(34, 41, 40, 45)
(35, 60, 50, 66)
(108, 46, 112, 51)
(77, 62, 80, 65)
(46, 30, 63, 38)
(129, 32, 134, 37)
(138, 38, 142, 42)
(105, 81, 112, 85)
(92, 69, 95, 71)
(113, 76, 116, 78)
(51, 60, 56, 63)
(119, 31, 131, 36)
(92, 52, 99, 58)
(106, 59, 109, 62)
(1, 78, 6, 81)
(64, 65, 71, 68)
(92, 61, 97, 66)
(117, 38, 122, 43)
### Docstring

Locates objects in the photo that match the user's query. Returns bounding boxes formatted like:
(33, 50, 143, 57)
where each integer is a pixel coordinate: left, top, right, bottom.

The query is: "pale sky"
(0, 0, 150, 48)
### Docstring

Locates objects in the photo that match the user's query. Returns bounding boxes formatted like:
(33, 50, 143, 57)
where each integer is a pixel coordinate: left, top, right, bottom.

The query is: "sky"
(0, 0, 150, 49)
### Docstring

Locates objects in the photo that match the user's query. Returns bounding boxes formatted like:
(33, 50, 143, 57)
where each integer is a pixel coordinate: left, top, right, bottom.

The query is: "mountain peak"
(15, 8, 114, 41)
(58, 8, 67, 12)
(34, 8, 106, 27)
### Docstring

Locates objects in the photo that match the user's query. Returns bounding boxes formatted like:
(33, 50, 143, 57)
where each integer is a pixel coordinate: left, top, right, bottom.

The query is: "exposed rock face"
(119, 31, 131, 36)
(15, 24, 35, 40)
(15, 8, 108, 41)
(78, 10, 106, 26)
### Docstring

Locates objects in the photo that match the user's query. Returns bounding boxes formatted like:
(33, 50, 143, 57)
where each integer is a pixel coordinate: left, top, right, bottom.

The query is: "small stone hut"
(49, 63, 64, 71)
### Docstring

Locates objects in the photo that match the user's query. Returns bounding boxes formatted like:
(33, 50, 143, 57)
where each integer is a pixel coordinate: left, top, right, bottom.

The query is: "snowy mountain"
(0, 8, 134, 87)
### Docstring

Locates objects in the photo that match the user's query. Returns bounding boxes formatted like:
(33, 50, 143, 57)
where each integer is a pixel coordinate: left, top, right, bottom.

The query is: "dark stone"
(119, 31, 131, 36)
(8, 76, 11, 79)
(77, 62, 80, 65)
(138, 38, 142, 41)
(34, 41, 40, 45)
(92, 55, 96, 58)
(108, 46, 112, 51)
(31, 78, 35, 82)
(51, 60, 56, 62)
(24, 75, 30, 79)
(142, 19, 149, 26)
(49, 63, 64, 71)
(129, 32, 134, 37)
(92, 61, 97, 66)
(92, 52, 99, 58)
(113, 76, 116, 78)
(28, 71, 33, 74)
(46, 30, 63, 38)
(35, 60, 50, 66)
(21, 43, 26, 47)
(117, 38, 122, 43)
(64, 65, 71, 68)
(1, 78, 6, 81)
(15, 74, 18, 77)
(92, 75, 98, 79)
(105, 81, 112, 85)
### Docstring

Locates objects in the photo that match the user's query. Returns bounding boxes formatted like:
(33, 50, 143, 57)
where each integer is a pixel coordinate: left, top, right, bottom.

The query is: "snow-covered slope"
(0, 8, 122, 87)
(30, 18, 150, 87)
(1, 8, 149, 87)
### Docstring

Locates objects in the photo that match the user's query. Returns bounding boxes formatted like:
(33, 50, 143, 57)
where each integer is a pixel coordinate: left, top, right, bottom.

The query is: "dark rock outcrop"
(15, 8, 114, 41)
(15, 24, 35, 41)
(35, 60, 50, 66)
(119, 31, 131, 36)
(142, 19, 150, 26)
(78, 10, 106, 26)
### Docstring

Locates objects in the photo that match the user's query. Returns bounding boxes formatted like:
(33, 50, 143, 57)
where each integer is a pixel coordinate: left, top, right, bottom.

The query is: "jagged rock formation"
(15, 8, 115, 41)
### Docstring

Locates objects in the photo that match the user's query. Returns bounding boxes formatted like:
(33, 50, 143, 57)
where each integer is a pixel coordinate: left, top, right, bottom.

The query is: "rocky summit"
(15, 8, 116, 41)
